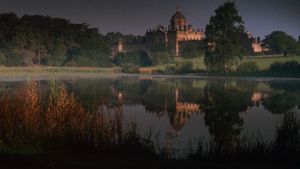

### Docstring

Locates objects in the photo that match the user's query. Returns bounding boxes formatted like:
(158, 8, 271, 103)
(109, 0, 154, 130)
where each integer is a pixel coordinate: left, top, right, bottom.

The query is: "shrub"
(0, 53, 5, 65)
(121, 63, 139, 73)
(64, 60, 78, 67)
(150, 51, 173, 65)
(113, 50, 152, 67)
(296, 43, 300, 56)
(237, 62, 259, 73)
(165, 65, 176, 73)
(269, 61, 300, 74)
(152, 69, 164, 74)
(182, 44, 204, 58)
(175, 61, 194, 73)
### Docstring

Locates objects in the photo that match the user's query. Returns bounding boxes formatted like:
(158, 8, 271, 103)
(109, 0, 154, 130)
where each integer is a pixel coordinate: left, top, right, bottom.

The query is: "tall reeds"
(0, 81, 126, 152)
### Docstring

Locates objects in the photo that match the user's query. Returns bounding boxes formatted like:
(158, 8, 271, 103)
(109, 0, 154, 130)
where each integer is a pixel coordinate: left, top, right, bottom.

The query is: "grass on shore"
(0, 55, 299, 78)
(140, 55, 300, 73)
(0, 66, 121, 74)
(241, 55, 300, 70)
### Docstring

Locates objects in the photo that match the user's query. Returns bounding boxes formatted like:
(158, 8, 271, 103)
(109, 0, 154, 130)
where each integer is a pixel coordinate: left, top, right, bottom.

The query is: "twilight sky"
(0, 0, 299, 38)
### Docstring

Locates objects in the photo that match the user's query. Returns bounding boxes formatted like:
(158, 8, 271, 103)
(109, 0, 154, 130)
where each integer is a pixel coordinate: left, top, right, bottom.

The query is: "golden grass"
(0, 81, 120, 151)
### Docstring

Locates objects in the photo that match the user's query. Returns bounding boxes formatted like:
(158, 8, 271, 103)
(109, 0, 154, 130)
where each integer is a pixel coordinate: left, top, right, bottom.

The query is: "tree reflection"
(263, 81, 300, 114)
(202, 80, 254, 155)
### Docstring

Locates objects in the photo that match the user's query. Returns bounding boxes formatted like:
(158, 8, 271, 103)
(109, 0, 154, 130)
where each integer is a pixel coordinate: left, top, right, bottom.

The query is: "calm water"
(1, 75, 300, 152)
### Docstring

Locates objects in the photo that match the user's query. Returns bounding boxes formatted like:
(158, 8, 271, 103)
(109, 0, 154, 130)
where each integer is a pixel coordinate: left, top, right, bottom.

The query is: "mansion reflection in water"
(63, 78, 299, 135)
(110, 85, 202, 132)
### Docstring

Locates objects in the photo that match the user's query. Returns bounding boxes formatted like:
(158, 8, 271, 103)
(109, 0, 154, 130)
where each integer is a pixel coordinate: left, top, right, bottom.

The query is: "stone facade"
(146, 7, 205, 56)
(247, 32, 269, 54)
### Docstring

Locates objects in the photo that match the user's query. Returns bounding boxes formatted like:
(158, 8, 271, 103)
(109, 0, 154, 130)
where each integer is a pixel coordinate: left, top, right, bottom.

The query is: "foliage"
(0, 13, 111, 67)
(176, 61, 194, 73)
(0, 82, 145, 151)
(263, 31, 298, 56)
(165, 65, 177, 73)
(204, 1, 250, 72)
(150, 51, 173, 65)
(236, 62, 259, 73)
(121, 63, 140, 73)
(165, 61, 194, 73)
(263, 92, 300, 114)
(181, 41, 205, 58)
(105, 32, 145, 45)
(113, 50, 152, 67)
(297, 43, 300, 56)
(273, 113, 300, 156)
(269, 61, 300, 75)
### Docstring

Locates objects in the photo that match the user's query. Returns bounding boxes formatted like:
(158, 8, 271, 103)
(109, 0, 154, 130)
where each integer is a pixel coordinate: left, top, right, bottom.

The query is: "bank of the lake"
(0, 62, 300, 80)
(0, 66, 121, 74)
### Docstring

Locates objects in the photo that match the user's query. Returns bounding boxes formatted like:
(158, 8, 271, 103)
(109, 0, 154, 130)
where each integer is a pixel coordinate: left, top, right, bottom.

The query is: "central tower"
(170, 6, 187, 31)
(146, 6, 205, 57)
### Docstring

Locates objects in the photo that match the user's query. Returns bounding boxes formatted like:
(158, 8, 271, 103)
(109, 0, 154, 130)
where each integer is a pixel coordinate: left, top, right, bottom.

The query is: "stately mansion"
(112, 6, 267, 57)
(146, 7, 205, 56)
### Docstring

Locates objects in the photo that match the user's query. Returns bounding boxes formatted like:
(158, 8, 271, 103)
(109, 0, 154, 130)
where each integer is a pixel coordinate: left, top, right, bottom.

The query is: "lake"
(0, 75, 300, 155)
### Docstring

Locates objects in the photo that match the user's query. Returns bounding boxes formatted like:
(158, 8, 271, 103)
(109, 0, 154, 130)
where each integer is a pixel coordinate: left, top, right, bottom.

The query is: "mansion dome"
(170, 7, 187, 31)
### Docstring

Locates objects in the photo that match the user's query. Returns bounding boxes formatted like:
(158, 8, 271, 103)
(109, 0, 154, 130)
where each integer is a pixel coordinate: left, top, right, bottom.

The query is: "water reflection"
(0, 77, 300, 150)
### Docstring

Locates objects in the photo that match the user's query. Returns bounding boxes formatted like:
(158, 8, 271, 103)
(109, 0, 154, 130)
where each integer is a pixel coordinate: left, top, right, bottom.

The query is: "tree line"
(0, 13, 111, 67)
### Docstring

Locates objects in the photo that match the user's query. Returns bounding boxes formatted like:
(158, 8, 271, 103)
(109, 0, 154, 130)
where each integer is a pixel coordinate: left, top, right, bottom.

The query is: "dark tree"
(204, 1, 250, 72)
(263, 31, 298, 56)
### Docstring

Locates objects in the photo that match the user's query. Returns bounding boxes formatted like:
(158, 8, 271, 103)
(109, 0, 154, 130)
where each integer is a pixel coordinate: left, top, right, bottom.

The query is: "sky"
(0, 0, 299, 38)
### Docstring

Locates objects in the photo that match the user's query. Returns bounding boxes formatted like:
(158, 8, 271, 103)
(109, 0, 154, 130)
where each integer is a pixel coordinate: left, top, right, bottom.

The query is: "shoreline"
(0, 66, 300, 81)
(0, 72, 300, 82)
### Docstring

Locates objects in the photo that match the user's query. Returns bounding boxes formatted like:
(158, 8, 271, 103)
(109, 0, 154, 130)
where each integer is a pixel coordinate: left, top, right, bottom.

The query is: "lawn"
(0, 55, 299, 75)
(0, 66, 121, 74)
(241, 55, 300, 70)
(151, 55, 300, 71)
